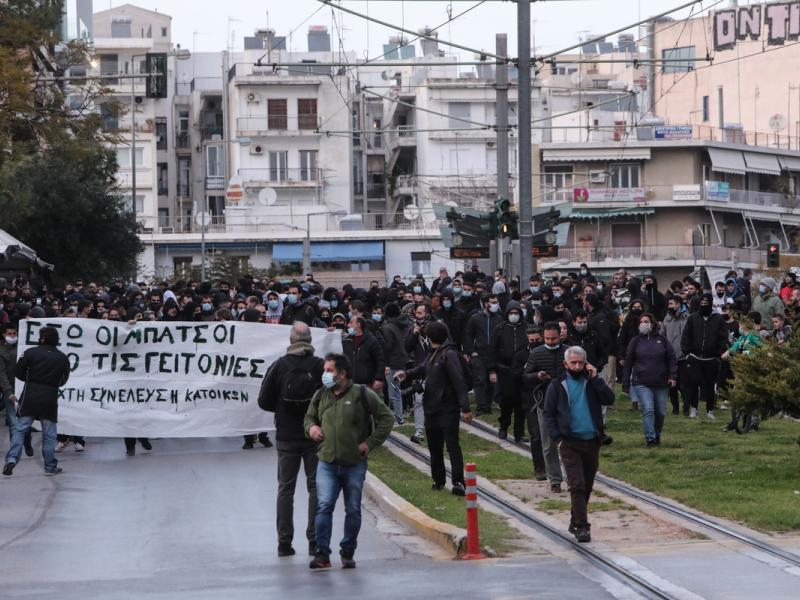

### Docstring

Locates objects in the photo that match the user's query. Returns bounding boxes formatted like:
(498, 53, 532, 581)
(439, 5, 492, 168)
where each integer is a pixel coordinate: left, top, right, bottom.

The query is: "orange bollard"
(461, 462, 486, 560)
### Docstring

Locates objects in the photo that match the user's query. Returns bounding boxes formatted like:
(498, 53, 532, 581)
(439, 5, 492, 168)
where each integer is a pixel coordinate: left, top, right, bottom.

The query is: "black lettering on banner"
(120, 353, 138, 372)
(233, 356, 248, 378)
(170, 390, 179, 404)
(66, 324, 83, 348)
(67, 353, 80, 372)
(229, 325, 235, 344)
(90, 388, 101, 403)
(155, 389, 167, 402)
(213, 324, 228, 343)
(197, 354, 212, 374)
(58, 388, 65, 400)
(180, 352, 195, 374)
(158, 328, 175, 345)
(249, 359, 265, 378)
(175, 325, 191, 342)
(25, 321, 43, 346)
(241, 391, 249, 403)
(214, 354, 230, 376)
(96, 325, 112, 346)
(93, 353, 108, 370)
(144, 351, 159, 372)
(159, 353, 173, 373)
(193, 325, 209, 344)
(143, 327, 160, 344)
(124, 329, 142, 344)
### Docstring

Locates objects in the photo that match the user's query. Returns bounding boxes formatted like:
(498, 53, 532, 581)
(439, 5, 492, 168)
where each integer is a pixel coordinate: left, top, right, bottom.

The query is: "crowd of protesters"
(1, 263, 798, 545)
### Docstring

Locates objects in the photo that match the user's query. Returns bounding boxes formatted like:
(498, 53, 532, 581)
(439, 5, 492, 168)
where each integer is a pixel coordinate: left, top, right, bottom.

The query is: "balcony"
(176, 131, 190, 150)
(192, 77, 223, 93)
(547, 245, 763, 267)
(206, 177, 225, 190)
(238, 168, 323, 187)
(200, 126, 223, 141)
(177, 183, 191, 198)
(236, 116, 320, 136)
(367, 182, 385, 198)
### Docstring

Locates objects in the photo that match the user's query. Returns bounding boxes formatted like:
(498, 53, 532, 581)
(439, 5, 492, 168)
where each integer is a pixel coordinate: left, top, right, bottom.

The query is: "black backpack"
(280, 356, 321, 416)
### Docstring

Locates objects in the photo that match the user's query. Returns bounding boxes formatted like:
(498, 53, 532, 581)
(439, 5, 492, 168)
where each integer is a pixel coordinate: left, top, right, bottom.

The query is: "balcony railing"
(367, 182, 385, 198)
(552, 245, 763, 265)
(177, 183, 190, 197)
(200, 126, 223, 141)
(238, 168, 323, 185)
(206, 177, 225, 190)
(176, 131, 190, 149)
(236, 116, 321, 133)
(191, 77, 223, 92)
(140, 211, 444, 235)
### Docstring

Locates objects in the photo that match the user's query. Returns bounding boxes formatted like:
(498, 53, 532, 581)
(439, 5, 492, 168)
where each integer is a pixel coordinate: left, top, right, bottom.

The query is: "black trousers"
(684, 356, 720, 412)
(669, 359, 692, 413)
(57, 434, 85, 444)
(559, 438, 601, 529)
(276, 439, 318, 547)
(497, 370, 526, 439)
(124, 438, 150, 452)
(426, 416, 464, 487)
(525, 406, 547, 476)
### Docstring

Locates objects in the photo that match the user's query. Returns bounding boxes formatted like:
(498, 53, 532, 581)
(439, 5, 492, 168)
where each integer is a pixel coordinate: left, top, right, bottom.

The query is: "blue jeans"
(5, 416, 58, 472)
(633, 385, 668, 442)
(4, 395, 31, 446)
(314, 459, 368, 556)
(386, 369, 403, 420)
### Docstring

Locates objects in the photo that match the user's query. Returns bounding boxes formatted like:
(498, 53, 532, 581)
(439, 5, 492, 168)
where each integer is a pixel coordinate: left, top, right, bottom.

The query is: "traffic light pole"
(517, 0, 534, 277)
(496, 33, 510, 277)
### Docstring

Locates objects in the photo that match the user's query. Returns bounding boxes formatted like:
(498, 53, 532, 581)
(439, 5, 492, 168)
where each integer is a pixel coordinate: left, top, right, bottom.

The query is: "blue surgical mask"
(508, 313, 520, 324)
(544, 343, 560, 351)
(759, 285, 767, 295)
(443, 300, 452, 309)
(553, 292, 562, 299)
(529, 286, 540, 293)
(321, 371, 336, 389)
(347, 327, 357, 336)
(462, 290, 473, 298)
(268, 300, 279, 310)
(286, 294, 298, 305)
(202, 303, 213, 312)
(451, 286, 463, 296)
(329, 299, 338, 309)
(372, 314, 382, 322)
(413, 286, 422, 294)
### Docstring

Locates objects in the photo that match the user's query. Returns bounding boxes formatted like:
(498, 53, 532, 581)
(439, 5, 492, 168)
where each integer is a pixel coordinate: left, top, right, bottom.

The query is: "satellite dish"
(403, 204, 420, 220)
(195, 211, 211, 227)
(443, 200, 458, 208)
(420, 205, 437, 224)
(570, 71, 583, 85)
(381, 70, 392, 81)
(258, 187, 277, 206)
(769, 114, 787, 133)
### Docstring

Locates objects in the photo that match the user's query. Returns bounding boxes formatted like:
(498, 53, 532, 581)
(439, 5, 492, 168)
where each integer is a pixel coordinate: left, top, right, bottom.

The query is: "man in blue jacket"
(543, 346, 615, 543)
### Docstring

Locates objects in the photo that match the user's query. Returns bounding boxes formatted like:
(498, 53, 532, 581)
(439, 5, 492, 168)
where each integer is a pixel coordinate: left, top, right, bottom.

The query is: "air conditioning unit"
(246, 92, 260, 104)
(160, 226, 174, 234)
(250, 144, 264, 155)
(589, 170, 606, 183)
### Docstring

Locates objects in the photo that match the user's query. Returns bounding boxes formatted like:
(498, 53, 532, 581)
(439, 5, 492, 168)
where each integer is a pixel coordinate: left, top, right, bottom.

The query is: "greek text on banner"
(16, 319, 342, 438)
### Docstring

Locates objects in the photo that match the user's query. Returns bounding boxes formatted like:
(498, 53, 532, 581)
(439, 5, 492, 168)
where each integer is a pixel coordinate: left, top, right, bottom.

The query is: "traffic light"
(444, 209, 496, 248)
(496, 197, 518, 239)
(145, 53, 167, 99)
(767, 243, 780, 268)
(531, 207, 561, 245)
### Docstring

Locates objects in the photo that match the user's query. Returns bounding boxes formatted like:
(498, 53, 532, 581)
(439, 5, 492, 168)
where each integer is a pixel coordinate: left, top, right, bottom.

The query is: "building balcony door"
(611, 223, 641, 257)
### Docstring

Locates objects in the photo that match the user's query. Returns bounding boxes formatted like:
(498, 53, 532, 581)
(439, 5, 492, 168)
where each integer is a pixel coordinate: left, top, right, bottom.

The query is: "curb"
(364, 471, 467, 556)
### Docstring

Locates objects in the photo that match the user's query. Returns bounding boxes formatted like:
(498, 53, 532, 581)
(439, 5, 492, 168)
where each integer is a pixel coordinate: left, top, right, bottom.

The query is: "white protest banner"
(16, 319, 342, 438)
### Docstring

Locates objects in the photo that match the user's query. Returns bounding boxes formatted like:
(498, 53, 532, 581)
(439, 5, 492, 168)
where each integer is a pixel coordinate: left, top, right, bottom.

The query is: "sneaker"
(126, 449, 135, 456)
(140, 439, 152, 451)
(340, 550, 356, 569)
(431, 483, 445, 491)
(258, 432, 273, 448)
(74, 442, 85, 452)
(242, 440, 254, 450)
(646, 438, 658, 448)
(309, 553, 331, 570)
(672, 407, 679, 416)
(277, 543, 296, 557)
(689, 407, 698, 419)
(45, 467, 63, 476)
(568, 522, 576, 535)
(683, 407, 691, 417)
(534, 471, 548, 481)
(498, 428, 508, 440)
(451, 482, 466, 496)
(600, 434, 613, 446)
(706, 411, 716, 421)
(2, 462, 15, 476)
(410, 434, 423, 445)
(514, 436, 530, 444)
(575, 526, 591, 543)
(24, 439, 34, 457)
(55, 440, 70, 453)
(722, 423, 737, 433)
(630, 402, 640, 411)
(550, 482, 562, 493)
(394, 417, 405, 426)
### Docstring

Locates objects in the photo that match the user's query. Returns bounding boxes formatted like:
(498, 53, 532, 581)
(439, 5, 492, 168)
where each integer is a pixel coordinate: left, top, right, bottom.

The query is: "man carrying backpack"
(258, 323, 324, 558)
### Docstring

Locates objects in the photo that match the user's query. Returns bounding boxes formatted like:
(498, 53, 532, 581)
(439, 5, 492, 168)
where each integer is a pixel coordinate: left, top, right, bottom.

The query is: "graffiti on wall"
(714, 3, 800, 51)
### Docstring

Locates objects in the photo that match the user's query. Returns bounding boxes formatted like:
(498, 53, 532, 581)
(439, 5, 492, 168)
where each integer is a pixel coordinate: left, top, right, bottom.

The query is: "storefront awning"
(272, 242, 384, 262)
(778, 155, 800, 172)
(743, 152, 781, 175)
(571, 208, 655, 219)
(542, 147, 651, 162)
(707, 148, 746, 175)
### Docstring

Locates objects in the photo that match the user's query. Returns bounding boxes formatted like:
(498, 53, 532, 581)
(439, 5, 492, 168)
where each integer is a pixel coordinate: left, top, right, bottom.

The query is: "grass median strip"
(368, 446, 522, 555)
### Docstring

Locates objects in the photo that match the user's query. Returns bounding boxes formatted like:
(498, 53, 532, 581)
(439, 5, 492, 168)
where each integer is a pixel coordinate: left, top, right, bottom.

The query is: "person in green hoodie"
(304, 353, 394, 571)
(721, 312, 764, 433)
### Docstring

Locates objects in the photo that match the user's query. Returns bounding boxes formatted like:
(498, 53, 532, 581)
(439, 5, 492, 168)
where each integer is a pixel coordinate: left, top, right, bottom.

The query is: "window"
(268, 151, 288, 182)
(111, 18, 131, 38)
(161, 26, 168, 38)
(123, 194, 145, 213)
(268, 99, 287, 130)
(542, 165, 574, 204)
(448, 102, 471, 129)
(411, 251, 432, 276)
(100, 103, 118, 132)
(157, 163, 168, 195)
(158, 208, 169, 227)
(297, 98, 318, 129)
(178, 111, 189, 133)
(155, 117, 167, 150)
(608, 163, 640, 188)
(173, 257, 193, 278)
(208, 196, 225, 216)
(702, 95, 710, 122)
(662, 46, 695, 73)
(206, 145, 224, 177)
(178, 158, 191, 196)
(117, 147, 144, 168)
(99, 54, 118, 85)
(371, 118, 382, 148)
(299, 150, 318, 181)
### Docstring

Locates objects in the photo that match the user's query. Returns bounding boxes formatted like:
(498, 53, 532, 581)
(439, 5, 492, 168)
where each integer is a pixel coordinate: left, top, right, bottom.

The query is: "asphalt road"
(0, 434, 620, 600)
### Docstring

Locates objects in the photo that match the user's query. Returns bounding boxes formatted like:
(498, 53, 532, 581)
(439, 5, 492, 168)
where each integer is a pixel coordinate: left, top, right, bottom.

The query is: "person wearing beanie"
(752, 277, 785, 330)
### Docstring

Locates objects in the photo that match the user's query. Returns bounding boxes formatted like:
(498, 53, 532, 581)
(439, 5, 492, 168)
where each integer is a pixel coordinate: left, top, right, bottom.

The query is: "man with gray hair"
(543, 345, 615, 543)
(258, 322, 325, 557)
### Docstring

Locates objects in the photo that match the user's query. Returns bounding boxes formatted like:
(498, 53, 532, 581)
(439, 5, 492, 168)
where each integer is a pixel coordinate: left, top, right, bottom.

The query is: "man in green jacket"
(0, 323, 33, 457)
(751, 277, 784, 330)
(304, 352, 394, 570)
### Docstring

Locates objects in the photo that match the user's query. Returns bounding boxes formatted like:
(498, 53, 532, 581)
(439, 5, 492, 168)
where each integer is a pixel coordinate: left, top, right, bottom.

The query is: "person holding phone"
(623, 313, 677, 447)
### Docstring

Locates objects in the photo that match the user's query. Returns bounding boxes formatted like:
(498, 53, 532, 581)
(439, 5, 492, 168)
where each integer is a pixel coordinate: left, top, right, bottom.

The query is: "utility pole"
(495, 33, 510, 277)
(518, 0, 534, 277)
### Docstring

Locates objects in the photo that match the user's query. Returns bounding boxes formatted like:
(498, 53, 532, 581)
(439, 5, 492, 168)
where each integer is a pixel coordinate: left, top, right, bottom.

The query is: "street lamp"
(303, 210, 347, 276)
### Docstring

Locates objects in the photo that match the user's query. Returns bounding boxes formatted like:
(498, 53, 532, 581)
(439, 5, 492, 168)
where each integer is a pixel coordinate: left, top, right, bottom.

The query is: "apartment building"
(535, 128, 800, 283)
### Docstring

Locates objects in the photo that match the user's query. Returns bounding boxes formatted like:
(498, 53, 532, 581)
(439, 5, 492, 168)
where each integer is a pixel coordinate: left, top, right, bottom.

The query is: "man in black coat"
(396, 322, 472, 495)
(258, 322, 324, 557)
(342, 316, 385, 390)
(680, 293, 728, 419)
(642, 275, 667, 322)
(3, 326, 71, 476)
(434, 289, 466, 350)
(488, 301, 529, 442)
(282, 282, 318, 326)
(567, 309, 608, 372)
(462, 293, 503, 415)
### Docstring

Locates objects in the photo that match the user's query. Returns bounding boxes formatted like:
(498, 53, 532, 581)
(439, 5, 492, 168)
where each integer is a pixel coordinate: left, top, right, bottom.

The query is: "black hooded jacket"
(488, 300, 529, 374)
(643, 277, 667, 321)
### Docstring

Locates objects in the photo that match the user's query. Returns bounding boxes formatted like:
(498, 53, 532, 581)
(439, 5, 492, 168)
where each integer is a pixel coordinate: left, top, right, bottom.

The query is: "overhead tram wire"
(255, 3, 326, 65)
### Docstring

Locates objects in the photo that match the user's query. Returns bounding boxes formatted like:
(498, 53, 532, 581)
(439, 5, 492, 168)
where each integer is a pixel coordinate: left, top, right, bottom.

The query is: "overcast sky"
(103, 0, 725, 58)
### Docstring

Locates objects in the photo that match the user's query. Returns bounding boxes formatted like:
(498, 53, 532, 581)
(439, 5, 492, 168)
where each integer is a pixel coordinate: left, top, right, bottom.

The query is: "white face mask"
(4, 335, 17, 345)
(488, 303, 500, 313)
(508, 313, 520, 324)
(638, 323, 652, 335)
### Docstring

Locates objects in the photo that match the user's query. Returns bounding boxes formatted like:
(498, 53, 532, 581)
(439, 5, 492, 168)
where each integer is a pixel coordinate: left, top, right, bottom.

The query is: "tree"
(2, 138, 143, 283)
